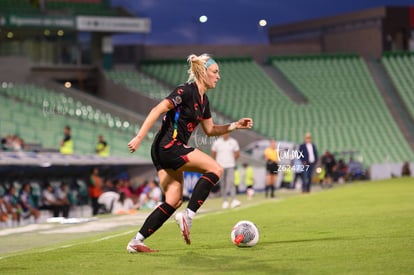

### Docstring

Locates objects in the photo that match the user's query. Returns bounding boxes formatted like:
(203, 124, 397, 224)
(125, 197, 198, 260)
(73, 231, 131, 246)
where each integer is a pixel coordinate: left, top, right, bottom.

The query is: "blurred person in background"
(290, 145, 304, 190)
(60, 126, 73, 154)
(42, 182, 62, 217)
(10, 135, 24, 151)
(347, 157, 365, 181)
(264, 139, 278, 198)
(19, 183, 40, 222)
(234, 166, 241, 194)
(102, 178, 117, 193)
(0, 195, 11, 225)
(211, 133, 241, 209)
(89, 167, 103, 215)
(242, 163, 255, 200)
(4, 185, 21, 226)
(112, 192, 136, 215)
(334, 159, 348, 183)
(138, 180, 162, 210)
(321, 150, 336, 188)
(401, 161, 411, 177)
(56, 182, 71, 218)
(116, 174, 133, 199)
(299, 133, 318, 193)
(96, 134, 110, 157)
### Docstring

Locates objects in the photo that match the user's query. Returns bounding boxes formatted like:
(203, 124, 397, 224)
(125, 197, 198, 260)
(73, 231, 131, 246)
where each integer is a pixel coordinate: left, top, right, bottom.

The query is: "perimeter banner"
(3, 14, 75, 29)
(76, 16, 151, 33)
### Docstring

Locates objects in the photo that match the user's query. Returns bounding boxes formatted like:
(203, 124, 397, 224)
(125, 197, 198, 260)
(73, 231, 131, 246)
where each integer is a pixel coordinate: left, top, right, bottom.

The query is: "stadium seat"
(382, 53, 414, 120)
(272, 55, 413, 165)
(0, 84, 150, 157)
(106, 70, 172, 100)
(105, 56, 413, 165)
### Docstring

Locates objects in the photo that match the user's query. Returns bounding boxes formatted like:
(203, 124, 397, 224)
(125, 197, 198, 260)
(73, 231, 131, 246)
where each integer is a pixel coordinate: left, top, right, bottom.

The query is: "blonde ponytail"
(186, 53, 212, 83)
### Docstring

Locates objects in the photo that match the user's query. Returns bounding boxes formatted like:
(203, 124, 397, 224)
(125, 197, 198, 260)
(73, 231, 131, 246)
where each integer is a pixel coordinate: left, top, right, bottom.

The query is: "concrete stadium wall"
(0, 57, 31, 83)
(324, 26, 383, 58)
(267, 6, 413, 58)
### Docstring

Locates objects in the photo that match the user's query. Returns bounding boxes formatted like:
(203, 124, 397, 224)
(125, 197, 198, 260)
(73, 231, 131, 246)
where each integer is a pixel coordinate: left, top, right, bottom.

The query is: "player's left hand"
(236, 118, 253, 129)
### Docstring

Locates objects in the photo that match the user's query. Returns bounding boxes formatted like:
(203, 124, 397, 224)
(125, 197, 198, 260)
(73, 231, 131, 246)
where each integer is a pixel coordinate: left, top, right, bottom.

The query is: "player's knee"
(209, 163, 223, 179)
(165, 198, 182, 209)
(174, 199, 183, 209)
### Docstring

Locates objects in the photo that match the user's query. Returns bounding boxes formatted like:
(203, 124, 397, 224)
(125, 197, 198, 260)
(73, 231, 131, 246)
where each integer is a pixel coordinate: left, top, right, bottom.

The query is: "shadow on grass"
(260, 236, 356, 246)
(174, 250, 296, 274)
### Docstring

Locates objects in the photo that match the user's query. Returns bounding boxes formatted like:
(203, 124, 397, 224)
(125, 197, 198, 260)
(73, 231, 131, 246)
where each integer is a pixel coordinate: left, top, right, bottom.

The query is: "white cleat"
(126, 239, 158, 253)
(175, 211, 192, 245)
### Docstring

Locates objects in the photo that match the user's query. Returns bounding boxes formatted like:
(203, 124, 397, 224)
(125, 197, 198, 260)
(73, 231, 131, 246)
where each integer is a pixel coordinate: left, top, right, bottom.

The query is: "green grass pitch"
(0, 178, 413, 274)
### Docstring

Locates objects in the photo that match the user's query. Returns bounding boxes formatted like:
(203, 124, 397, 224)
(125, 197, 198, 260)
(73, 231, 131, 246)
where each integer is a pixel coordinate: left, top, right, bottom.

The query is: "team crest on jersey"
(187, 122, 196, 132)
(173, 96, 182, 105)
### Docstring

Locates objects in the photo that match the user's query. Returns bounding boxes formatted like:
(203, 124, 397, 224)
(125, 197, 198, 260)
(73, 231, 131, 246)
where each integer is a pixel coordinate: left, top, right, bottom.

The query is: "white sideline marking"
(0, 224, 55, 236)
(60, 244, 74, 248)
(93, 230, 135, 242)
(0, 198, 277, 261)
(0, 230, 136, 261)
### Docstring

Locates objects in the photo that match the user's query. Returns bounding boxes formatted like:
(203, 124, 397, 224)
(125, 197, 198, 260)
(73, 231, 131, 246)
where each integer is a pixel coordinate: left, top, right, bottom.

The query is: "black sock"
(139, 202, 176, 239)
(187, 172, 219, 213)
(270, 185, 275, 197)
(265, 185, 269, 197)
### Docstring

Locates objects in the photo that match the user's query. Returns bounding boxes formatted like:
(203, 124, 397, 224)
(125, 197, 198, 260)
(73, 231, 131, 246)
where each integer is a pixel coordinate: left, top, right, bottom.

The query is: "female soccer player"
(126, 54, 253, 252)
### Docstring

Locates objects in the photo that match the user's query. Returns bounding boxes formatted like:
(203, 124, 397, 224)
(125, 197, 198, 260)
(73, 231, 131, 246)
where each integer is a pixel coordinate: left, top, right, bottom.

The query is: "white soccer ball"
(230, 220, 259, 247)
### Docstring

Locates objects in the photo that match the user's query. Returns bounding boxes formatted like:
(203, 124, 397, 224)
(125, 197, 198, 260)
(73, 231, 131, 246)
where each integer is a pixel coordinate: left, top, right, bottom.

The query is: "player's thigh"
(158, 169, 183, 208)
(180, 148, 223, 176)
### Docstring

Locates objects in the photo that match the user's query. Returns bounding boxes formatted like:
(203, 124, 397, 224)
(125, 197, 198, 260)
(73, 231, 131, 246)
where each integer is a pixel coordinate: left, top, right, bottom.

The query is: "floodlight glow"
(259, 19, 267, 27)
(199, 15, 208, 23)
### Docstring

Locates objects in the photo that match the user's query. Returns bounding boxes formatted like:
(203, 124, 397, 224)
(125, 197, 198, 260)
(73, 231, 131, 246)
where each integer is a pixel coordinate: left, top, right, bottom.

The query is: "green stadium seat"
(0, 84, 149, 158)
(272, 55, 413, 165)
(104, 56, 414, 166)
(382, 53, 414, 120)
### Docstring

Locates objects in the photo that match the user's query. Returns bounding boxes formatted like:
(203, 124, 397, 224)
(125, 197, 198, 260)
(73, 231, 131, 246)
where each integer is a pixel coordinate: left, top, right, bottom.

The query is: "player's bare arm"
(200, 117, 253, 137)
(128, 99, 173, 153)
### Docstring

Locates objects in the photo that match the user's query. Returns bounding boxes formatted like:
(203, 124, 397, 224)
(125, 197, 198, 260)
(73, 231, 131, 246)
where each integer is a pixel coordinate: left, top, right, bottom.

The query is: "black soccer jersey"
(156, 82, 211, 147)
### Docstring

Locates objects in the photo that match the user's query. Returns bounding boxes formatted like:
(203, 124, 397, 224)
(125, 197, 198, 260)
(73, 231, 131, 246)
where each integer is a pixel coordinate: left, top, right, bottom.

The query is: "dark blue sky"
(111, 0, 414, 45)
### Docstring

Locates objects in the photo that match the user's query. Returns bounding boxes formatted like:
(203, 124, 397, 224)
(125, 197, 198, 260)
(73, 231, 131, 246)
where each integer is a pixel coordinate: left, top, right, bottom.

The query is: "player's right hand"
(128, 136, 141, 153)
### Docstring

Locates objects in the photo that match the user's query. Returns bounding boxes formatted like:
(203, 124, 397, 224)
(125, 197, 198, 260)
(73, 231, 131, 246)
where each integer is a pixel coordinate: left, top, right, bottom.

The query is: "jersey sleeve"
(165, 86, 187, 108)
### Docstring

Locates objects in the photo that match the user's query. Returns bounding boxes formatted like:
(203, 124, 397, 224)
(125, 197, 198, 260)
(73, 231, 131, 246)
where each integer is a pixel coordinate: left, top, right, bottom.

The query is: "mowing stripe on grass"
(0, 195, 279, 261)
